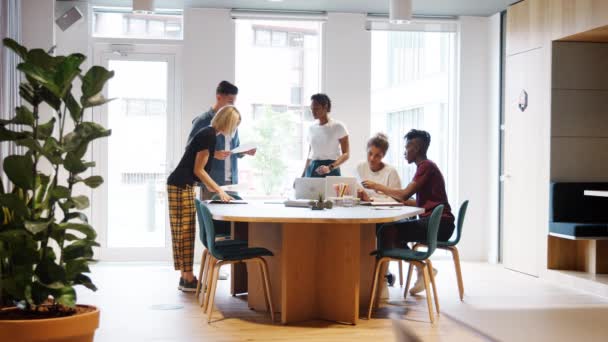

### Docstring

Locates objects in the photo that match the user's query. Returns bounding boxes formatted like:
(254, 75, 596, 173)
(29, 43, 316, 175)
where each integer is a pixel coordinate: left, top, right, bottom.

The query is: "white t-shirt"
(356, 161, 402, 201)
(308, 119, 348, 160)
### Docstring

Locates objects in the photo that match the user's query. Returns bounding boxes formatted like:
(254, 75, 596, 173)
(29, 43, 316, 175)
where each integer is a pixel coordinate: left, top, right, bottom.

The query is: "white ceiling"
(87, 0, 520, 17)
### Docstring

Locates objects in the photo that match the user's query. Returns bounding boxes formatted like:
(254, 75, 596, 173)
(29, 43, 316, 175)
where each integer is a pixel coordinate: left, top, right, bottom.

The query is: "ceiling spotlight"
(389, 0, 413, 24)
(133, 0, 155, 14)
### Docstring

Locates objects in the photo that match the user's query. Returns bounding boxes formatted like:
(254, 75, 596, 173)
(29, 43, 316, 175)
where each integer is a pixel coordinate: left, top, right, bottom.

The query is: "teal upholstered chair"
(414, 200, 469, 301)
(194, 194, 247, 301)
(210, 192, 242, 239)
(194, 199, 275, 323)
(367, 205, 444, 324)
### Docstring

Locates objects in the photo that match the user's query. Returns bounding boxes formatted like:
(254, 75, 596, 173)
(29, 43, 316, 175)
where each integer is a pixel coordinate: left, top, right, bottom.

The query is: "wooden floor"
(77, 260, 608, 342)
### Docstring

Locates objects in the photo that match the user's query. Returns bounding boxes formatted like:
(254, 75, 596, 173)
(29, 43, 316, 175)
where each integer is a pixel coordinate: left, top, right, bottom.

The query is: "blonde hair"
(211, 105, 241, 135)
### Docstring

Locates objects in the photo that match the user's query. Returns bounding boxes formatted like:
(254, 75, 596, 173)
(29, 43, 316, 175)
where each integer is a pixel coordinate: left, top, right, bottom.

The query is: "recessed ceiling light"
(268, 0, 284, 2)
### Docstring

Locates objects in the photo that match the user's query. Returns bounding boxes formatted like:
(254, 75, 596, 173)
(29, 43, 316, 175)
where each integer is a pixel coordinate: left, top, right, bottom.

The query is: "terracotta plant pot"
(0, 305, 100, 342)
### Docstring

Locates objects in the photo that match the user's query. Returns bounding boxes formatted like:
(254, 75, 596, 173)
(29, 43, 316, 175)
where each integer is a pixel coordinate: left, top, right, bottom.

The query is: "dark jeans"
(378, 217, 455, 249)
(305, 159, 341, 178)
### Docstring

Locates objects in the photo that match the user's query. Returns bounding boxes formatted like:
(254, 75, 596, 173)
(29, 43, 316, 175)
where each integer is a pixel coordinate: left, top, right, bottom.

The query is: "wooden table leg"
(231, 221, 248, 296)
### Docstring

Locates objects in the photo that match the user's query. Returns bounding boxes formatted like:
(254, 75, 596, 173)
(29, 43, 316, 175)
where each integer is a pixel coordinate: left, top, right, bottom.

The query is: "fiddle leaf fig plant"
(0, 38, 113, 314)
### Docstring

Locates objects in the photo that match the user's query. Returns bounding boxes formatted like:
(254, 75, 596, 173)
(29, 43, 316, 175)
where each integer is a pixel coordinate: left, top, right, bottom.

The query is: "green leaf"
(64, 152, 87, 174)
(82, 93, 115, 108)
(66, 258, 91, 281)
(19, 83, 36, 106)
(65, 93, 83, 123)
(27, 48, 58, 69)
(58, 222, 97, 239)
(71, 195, 90, 210)
(3, 38, 28, 61)
(82, 176, 104, 188)
(41, 137, 64, 164)
(51, 185, 71, 200)
(39, 86, 62, 111)
(64, 121, 111, 156)
(17, 63, 63, 97)
(0, 194, 30, 217)
(74, 274, 97, 291)
(81, 66, 114, 101)
(16, 138, 43, 153)
(54, 53, 86, 98)
(24, 219, 52, 234)
(14, 106, 35, 126)
(65, 212, 88, 223)
(63, 240, 96, 261)
(0, 125, 31, 141)
(35, 259, 67, 285)
(37, 117, 56, 140)
(3, 155, 34, 189)
(53, 285, 76, 307)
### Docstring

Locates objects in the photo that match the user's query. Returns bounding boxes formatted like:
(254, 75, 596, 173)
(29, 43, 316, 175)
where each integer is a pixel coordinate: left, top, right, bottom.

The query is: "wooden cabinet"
(506, 0, 545, 56)
(549, 0, 608, 41)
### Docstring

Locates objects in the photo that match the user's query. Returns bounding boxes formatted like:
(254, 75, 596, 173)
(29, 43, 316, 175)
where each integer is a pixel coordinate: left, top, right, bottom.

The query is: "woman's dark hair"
(216, 80, 238, 95)
(310, 93, 331, 112)
(367, 133, 390, 155)
(404, 129, 431, 154)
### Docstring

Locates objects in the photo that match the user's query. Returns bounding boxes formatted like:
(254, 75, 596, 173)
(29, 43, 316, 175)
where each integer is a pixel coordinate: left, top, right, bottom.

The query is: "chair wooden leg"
(421, 263, 435, 324)
(257, 257, 275, 323)
(196, 249, 208, 300)
(398, 260, 403, 287)
(403, 262, 414, 299)
(426, 259, 440, 314)
(450, 246, 465, 301)
(202, 254, 217, 312)
(367, 257, 386, 319)
(201, 254, 214, 312)
(206, 260, 223, 323)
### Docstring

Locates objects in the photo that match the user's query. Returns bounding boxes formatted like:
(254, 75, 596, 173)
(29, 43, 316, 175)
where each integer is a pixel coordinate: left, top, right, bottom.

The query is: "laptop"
(294, 178, 326, 200)
(325, 176, 358, 198)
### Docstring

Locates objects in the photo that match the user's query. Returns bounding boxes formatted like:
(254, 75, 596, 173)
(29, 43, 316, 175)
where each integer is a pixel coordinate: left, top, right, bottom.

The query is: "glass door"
(92, 44, 181, 261)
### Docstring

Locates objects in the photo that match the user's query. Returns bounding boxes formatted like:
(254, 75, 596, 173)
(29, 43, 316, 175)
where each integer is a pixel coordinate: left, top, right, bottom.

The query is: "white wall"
(323, 13, 371, 172)
(182, 8, 235, 155)
(48, 5, 501, 263)
(457, 16, 501, 262)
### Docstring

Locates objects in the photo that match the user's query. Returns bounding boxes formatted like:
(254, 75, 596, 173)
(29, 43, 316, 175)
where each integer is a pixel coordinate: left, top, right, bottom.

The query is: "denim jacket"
(188, 108, 242, 187)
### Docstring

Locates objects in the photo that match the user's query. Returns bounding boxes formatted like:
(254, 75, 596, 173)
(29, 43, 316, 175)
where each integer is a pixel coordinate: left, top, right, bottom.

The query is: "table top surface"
(207, 200, 425, 224)
(584, 190, 608, 198)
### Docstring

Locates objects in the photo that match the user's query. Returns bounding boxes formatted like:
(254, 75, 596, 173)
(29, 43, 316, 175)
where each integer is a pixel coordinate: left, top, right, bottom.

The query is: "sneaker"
(409, 268, 437, 295)
(178, 277, 184, 290)
(181, 277, 198, 292)
(385, 272, 396, 287)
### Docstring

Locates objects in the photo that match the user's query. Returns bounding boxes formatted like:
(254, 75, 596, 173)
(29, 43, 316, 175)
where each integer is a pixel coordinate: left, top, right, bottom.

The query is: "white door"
(502, 48, 544, 277)
(92, 44, 181, 261)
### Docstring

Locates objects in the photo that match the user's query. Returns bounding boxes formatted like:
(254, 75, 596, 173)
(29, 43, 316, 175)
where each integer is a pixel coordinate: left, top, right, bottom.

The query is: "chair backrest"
(194, 198, 218, 256)
(420, 205, 444, 259)
(451, 200, 469, 245)
(210, 192, 243, 201)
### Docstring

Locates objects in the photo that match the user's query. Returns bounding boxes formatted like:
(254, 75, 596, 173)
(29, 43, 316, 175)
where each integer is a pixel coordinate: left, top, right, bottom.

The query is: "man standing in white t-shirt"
(301, 93, 350, 178)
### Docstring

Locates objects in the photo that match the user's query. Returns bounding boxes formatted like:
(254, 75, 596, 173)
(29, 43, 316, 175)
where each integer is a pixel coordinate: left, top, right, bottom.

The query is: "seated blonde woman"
(356, 133, 402, 202)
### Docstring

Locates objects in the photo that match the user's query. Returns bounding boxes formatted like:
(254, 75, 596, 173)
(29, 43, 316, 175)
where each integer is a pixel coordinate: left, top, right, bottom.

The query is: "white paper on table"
(230, 143, 257, 154)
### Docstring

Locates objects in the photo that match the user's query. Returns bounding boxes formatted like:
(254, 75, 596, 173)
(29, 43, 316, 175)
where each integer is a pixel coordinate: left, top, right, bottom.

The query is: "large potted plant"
(0, 38, 113, 342)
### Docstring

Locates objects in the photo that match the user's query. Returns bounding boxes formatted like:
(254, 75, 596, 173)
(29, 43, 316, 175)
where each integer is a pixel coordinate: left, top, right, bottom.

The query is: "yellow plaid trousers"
(167, 184, 196, 272)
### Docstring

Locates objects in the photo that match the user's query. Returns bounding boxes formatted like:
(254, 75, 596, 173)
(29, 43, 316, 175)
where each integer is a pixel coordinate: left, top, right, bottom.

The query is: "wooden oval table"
(207, 201, 424, 325)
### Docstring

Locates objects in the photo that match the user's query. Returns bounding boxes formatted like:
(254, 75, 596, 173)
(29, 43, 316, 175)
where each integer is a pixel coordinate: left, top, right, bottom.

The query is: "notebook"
(206, 200, 248, 204)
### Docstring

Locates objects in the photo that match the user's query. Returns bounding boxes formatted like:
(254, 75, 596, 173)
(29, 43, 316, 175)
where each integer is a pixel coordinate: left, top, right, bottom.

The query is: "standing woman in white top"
(301, 94, 350, 178)
(356, 133, 402, 202)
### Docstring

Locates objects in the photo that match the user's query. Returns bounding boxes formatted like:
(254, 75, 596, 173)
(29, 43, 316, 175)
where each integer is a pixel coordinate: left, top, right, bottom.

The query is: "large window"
(371, 27, 457, 199)
(92, 7, 183, 40)
(235, 19, 323, 196)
